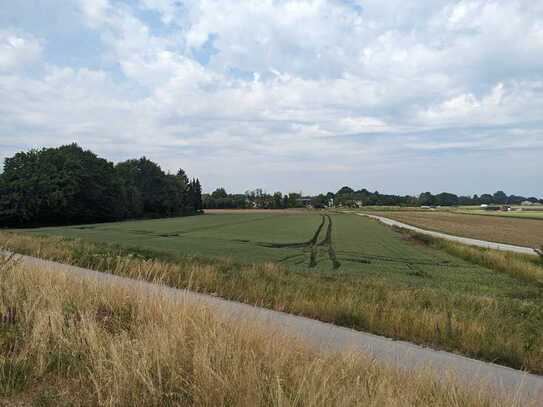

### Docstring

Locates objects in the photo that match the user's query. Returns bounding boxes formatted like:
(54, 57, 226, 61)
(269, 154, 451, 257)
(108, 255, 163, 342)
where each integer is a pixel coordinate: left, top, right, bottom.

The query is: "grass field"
(366, 210, 543, 248)
(0, 259, 519, 406)
(3, 211, 543, 374)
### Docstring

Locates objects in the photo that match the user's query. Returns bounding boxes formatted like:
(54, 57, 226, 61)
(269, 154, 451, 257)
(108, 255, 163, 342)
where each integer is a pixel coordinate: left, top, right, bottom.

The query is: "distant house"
(480, 204, 488, 208)
(521, 201, 534, 206)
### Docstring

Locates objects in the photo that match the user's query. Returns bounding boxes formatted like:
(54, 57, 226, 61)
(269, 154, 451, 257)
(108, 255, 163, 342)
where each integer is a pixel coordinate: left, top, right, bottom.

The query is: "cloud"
(0, 0, 542, 196)
(0, 31, 43, 71)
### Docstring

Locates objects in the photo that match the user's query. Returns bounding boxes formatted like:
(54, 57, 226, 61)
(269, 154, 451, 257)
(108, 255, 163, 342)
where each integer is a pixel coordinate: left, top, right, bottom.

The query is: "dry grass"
(0, 257, 524, 406)
(371, 211, 543, 248)
(2, 232, 543, 375)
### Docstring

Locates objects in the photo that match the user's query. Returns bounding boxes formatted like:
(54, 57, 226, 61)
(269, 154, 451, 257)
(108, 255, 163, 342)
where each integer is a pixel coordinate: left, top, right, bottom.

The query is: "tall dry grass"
(0, 257, 525, 406)
(2, 232, 543, 375)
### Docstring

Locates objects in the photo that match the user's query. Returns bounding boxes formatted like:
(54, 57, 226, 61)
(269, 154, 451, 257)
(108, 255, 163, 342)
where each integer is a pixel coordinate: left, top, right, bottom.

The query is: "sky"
(1, 0, 542, 197)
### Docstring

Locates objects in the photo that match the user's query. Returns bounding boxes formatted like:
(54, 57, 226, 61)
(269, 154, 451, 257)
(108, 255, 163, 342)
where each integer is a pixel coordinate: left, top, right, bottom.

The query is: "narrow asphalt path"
(3, 250, 543, 403)
(353, 212, 539, 256)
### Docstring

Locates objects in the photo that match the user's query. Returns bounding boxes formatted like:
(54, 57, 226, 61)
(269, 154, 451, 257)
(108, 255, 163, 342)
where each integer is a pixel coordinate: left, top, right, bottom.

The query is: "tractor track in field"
(72, 215, 283, 239)
(257, 215, 326, 249)
(335, 250, 476, 269)
(317, 215, 341, 269)
(260, 214, 342, 270)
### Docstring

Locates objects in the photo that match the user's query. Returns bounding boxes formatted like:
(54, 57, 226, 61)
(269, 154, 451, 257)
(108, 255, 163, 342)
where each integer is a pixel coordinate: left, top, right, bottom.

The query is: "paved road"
(3, 251, 543, 404)
(353, 212, 539, 256)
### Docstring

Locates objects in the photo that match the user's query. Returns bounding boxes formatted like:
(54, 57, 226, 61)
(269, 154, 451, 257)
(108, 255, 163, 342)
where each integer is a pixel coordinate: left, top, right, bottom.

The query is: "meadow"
(367, 210, 543, 248)
(2, 211, 543, 374)
(0, 258, 520, 406)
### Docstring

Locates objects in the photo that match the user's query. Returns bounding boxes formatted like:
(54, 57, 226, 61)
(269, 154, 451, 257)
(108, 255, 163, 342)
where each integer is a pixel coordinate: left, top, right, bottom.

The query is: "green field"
(29, 212, 483, 276)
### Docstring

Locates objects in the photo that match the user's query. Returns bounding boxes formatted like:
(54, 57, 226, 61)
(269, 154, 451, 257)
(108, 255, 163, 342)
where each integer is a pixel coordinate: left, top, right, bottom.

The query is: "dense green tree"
(0, 144, 124, 226)
(311, 194, 328, 208)
(336, 186, 354, 195)
(193, 179, 203, 212)
(287, 192, 301, 208)
(434, 192, 459, 206)
(418, 192, 435, 206)
(480, 194, 493, 204)
(272, 192, 284, 209)
(0, 144, 202, 226)
(211, 188, 228, 199)
(493, 190, 508, 204)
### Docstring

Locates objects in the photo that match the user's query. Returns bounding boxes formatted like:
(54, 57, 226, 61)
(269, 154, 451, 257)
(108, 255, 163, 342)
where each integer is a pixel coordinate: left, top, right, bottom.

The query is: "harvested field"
(457, 209, 543, 220)
(368, 211, 543, 248)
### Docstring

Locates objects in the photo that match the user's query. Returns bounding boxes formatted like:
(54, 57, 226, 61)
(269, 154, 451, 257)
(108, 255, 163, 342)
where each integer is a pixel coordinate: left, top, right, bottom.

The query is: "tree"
(176, 169, 189, 186)
(336, 186, 354, 195)
(272, 192, 284, 209)
(435, 192, 459, 206)
(0, 144, 202, 227)
(287, 192, 301, 208)
(418, 192, 435, 206)
(480, 194, 493, 204)
(193, 179, 203, 212)
(116, 157, 170, 217)
(0, 144, 126, 226)
(311, 194, 327, 208)
(211, 188, 228, 199)
(493, 191, 508, 204)
(282, 194, 289, 208)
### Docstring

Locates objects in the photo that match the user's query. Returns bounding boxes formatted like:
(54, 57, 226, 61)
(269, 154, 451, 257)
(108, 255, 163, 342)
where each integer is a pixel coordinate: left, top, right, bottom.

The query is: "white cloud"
(1, 0, 542, 195)
(0, 31, 43, 71)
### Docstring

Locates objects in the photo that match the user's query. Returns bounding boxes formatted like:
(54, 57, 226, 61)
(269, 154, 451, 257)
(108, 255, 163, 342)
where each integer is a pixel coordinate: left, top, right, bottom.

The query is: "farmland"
(366, 210, 543, 248)
(23, 211, 492, 274)
(3, 210, 543, 374)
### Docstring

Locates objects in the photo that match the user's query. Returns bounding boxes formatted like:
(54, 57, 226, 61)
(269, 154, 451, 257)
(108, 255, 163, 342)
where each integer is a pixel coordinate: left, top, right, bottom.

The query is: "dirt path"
(3, 250, 542, 403)
(353, 212, 539, 256)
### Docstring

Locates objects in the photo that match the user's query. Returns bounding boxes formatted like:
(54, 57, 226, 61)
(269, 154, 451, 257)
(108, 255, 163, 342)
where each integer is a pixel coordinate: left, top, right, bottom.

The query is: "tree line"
(204, 186, 542, 209)
(333, 187, 542, 207)
(0, 144, 202, 227)
(204, 188, 306, 209)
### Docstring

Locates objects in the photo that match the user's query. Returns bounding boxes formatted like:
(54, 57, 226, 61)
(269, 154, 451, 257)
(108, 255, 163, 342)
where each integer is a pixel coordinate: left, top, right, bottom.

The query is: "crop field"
(26, 211, 483, 275)
(366, 210, 543, 248)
